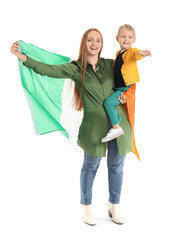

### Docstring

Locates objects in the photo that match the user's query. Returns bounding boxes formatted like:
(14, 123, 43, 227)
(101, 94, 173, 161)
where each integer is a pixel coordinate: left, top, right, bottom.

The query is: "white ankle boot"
(82, 204, 96, 226)
(108, 202, 124, 224)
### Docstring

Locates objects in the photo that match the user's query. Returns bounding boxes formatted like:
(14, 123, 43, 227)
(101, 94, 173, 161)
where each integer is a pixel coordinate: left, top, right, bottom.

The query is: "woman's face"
(86, 30, 102, 57)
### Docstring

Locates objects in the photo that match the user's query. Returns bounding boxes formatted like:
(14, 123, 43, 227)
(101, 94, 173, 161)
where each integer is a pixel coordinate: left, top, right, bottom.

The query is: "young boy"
(101, 24, 151, 143)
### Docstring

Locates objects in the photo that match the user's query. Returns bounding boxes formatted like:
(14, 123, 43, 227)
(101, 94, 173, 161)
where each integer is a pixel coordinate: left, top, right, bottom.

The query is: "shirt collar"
(75, 57, 104, 69)
(87, 57, 104, 69)
(97, 57, 104, 67)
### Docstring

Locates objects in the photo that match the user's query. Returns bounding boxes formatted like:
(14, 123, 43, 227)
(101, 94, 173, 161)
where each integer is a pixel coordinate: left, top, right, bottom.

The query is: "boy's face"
(116, 28, 136, 51)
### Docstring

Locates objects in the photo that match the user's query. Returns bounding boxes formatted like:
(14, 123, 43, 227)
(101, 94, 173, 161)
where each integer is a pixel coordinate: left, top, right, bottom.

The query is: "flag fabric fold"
(18, 40, 83, 151)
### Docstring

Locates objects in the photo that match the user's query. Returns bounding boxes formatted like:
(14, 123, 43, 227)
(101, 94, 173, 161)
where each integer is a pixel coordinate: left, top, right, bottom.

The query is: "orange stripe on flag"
(125, 84, 140, 160)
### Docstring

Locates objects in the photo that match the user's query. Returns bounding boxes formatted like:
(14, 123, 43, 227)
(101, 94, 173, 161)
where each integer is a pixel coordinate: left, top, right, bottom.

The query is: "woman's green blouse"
(24, 57, 133, 157)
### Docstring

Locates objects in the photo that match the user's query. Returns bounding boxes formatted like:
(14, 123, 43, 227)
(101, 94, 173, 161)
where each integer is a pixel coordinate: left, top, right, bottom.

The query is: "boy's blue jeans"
(80, 138, 126, 205)
(104, 85, 132, 125)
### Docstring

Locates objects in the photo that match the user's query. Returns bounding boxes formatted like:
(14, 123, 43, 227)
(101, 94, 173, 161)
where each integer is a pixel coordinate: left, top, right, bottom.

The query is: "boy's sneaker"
(101, 127, 124, 143)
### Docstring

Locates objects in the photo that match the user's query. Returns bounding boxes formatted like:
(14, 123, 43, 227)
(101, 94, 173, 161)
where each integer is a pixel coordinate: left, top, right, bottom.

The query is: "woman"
(11, 29, 133, 226)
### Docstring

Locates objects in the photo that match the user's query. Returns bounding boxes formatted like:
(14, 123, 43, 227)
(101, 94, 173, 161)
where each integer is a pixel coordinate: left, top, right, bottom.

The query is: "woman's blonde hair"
(72, 28, 103, 111)
(117, 24, 136, 37)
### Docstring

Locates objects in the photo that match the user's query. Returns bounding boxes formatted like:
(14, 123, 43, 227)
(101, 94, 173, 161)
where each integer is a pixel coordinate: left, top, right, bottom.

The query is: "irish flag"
(18, 40, 83, 151)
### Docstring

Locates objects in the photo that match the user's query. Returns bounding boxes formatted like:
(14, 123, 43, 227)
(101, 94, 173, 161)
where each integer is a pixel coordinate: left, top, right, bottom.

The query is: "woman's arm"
(11, 41, 76, 79)
(24, 57, 76, 79)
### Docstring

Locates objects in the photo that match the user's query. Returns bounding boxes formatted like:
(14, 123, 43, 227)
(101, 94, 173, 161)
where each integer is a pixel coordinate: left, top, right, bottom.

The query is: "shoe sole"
(101, 132, 124, 143)
(84, 221, 96, 226)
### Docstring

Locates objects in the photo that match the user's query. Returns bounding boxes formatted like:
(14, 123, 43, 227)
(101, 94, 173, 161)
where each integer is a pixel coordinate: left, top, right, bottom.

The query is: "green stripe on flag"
(18, 40, 71, 138)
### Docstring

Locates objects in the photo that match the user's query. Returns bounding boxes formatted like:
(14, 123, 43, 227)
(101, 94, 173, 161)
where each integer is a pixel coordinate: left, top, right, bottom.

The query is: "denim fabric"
(80, 138, 126, 204)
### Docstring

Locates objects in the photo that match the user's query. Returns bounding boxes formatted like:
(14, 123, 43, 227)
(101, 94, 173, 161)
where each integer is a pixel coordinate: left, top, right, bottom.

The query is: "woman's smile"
(90, 47, 97, 50)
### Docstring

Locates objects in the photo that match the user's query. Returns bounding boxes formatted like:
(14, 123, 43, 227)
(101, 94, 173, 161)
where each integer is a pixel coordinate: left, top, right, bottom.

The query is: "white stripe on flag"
(60, 79, 83, 152)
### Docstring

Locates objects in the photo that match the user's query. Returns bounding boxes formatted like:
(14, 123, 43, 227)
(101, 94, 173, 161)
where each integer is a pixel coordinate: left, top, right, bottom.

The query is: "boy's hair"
(117, 24, 136, 37)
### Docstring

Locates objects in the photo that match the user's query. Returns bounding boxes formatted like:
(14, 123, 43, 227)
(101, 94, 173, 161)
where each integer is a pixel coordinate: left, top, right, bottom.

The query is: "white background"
(1, 0, 178, 239)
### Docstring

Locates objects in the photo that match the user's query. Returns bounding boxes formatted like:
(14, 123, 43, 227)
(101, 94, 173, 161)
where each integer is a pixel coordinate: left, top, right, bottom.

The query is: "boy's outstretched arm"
(140, 50, 152, 57)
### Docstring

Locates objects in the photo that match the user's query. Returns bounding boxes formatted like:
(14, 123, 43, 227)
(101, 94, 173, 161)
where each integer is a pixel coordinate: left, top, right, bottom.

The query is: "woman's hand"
(10, 41, 27, 63)
(10, 41, 20, 56)
(119, 92, 126, 104)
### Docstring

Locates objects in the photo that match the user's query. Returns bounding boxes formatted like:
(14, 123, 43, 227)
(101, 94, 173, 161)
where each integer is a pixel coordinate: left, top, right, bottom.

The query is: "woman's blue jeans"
(80, 138, 126, 205)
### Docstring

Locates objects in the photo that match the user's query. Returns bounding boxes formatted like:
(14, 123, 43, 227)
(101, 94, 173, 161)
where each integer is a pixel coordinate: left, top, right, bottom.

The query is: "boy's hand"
(119, 92, 127, 104)
(140, 50, 152, 57)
